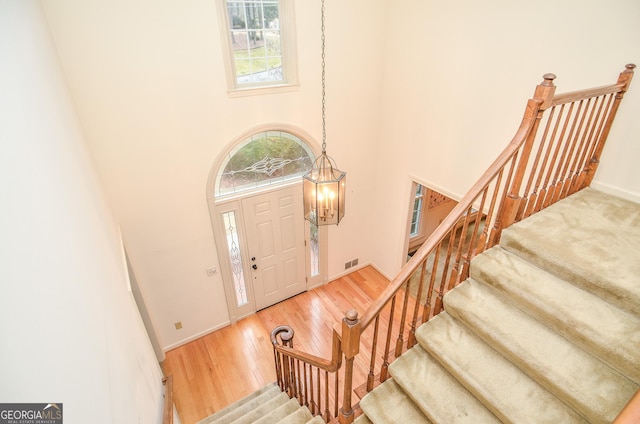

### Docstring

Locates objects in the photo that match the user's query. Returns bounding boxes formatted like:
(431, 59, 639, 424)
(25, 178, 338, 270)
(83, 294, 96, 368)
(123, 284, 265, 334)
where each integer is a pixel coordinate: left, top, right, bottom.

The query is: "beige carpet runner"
(356, 188, 640, 423)
(197, 382, 324, 424)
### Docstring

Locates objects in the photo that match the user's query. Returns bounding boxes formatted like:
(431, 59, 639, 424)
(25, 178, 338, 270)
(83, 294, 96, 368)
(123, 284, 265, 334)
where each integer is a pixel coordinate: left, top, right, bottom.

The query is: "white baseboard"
(367, 262, 393, 281)
(163, 320, 231, 352)
(326, 261, 393, 284)
(590, 182, 640, 204)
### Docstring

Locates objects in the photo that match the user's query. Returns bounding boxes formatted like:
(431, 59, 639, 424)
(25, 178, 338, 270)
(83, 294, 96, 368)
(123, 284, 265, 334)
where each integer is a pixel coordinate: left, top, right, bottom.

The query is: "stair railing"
(272, 64, 635, 424)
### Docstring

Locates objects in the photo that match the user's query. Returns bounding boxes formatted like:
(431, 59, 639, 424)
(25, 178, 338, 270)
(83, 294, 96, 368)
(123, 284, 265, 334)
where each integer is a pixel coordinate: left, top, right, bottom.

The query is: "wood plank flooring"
(162, 266, 393, 424)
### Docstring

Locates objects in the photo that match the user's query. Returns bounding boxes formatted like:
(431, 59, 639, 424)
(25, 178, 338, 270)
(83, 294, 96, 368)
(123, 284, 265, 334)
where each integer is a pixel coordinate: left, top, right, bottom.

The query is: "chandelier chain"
(321, 0, 327, 153)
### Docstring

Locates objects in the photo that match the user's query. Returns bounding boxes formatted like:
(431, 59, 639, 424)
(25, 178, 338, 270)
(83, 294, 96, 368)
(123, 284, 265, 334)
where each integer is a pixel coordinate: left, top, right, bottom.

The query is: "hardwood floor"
(162, 266, 392, 424)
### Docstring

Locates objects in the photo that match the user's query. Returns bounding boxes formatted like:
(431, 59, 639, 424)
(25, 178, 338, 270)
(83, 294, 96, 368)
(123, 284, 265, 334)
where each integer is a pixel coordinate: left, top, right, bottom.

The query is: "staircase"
(197, 382, 325, 424)
(355, 187, 640, 423)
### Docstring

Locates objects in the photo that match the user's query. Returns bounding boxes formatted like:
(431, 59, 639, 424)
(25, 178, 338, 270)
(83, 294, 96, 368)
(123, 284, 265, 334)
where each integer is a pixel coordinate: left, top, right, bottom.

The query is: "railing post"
(495, 73, 556, 237)
(271, 326, 295, 396)
(339, 309, 360, 424)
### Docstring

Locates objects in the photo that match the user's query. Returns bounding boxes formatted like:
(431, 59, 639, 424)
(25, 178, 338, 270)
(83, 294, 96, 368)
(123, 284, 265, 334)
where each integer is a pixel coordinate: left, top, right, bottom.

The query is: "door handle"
(252, 264, 258, 270)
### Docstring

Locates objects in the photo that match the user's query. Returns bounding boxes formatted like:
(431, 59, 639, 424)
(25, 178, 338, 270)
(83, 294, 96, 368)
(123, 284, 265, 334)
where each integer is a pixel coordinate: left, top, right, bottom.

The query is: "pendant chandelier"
(303, 0, 346, 226)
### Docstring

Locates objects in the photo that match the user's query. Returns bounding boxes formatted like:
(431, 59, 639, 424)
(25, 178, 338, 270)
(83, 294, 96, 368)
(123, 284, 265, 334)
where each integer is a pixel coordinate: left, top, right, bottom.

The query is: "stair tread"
(198, 383, 281, 424)
(304, 416, 325, 424)
(278, 406, 314, 424)
(353, 414, 373, 424)
(245, 397, 299, 424)
(471, 246, 640, 384)
(500, 187, 640, 316)
(359, 379, 432, 424)
(416, 312, 588, 423)
(444, 278, 638, 424)
(388, 345, 501, 424)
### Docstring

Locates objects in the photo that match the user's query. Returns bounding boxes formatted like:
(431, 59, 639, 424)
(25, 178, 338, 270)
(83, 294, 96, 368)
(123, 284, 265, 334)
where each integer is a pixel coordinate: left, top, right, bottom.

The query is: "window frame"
(217, 0, 299, 96)
(214, 129, 315, 199)
(408, 182, 429, 252)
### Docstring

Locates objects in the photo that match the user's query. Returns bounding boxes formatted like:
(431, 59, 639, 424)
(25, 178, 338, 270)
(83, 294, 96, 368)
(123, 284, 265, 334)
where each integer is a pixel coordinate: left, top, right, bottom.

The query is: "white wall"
(38, 0, 639, 351)
(0, 2, 164, 422)
(41, 0, 387, 350)
(372, 0, 640, 276)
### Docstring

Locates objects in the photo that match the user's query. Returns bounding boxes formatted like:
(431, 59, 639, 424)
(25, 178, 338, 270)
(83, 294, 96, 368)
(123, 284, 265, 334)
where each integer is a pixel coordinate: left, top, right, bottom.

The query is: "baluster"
(523, 105, 556, 217)
(489, 154, 517, 246)
(460, 191, 488, 281)
(308, 365, 316, 415)
(526, 105, 557, 216)
(318, 368, 322, 418)
(302, 362, 309, 408)
(367, 315, 380, 391)
(394, 279, 411, 358)
(567, 98, 597, 195)
(380, 296, 396, 382)
(423, 246, 440, 324)
(273, 348, 282, 390)
(447, 211, 471, 291)
(434, 232, 456, 314)
(296, 359, 303, 403)
(325, 369, 332, 422)
(334, 368, 339, 420)
(557, 100, 586, 200)
(408, 261, 427, 348)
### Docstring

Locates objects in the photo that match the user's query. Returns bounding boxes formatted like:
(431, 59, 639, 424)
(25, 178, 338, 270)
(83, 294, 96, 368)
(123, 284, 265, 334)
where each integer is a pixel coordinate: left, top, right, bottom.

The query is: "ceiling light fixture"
(303, 0, 346, 226)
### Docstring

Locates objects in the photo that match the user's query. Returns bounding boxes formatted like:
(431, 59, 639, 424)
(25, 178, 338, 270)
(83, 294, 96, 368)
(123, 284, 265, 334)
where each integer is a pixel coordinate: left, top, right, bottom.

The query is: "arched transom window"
(215, 130, 315, 198)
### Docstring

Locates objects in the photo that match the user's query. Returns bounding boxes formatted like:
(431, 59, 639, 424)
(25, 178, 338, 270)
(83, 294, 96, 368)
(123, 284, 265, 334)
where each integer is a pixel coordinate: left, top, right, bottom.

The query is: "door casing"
(209, 181, 327, 322)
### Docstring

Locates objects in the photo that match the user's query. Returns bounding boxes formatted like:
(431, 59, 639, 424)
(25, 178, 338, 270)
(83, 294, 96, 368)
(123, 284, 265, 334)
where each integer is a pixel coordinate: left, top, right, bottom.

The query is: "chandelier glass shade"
(303, 152, 346, 226)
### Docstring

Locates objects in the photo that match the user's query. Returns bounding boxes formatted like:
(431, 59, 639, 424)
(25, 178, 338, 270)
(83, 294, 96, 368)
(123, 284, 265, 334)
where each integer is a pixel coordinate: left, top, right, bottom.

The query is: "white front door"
(242, 185, 307, 310)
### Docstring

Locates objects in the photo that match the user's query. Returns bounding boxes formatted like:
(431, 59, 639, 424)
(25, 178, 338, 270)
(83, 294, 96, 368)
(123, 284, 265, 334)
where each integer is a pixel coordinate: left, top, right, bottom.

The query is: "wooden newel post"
(495, 73, 556, 239)
(271, 325, 295, 396)
(339, 309, 360, 424)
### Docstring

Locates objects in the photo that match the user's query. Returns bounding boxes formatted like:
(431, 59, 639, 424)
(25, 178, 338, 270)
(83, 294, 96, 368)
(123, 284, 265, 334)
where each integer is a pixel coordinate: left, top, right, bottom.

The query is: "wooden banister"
(269, 64, 635, 423)
(162, 376, 173, 424)
(614, 388, 640, 424)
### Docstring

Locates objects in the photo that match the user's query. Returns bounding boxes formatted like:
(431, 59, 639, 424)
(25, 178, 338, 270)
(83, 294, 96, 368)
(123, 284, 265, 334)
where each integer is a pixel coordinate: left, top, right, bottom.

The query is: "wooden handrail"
(269, 64, 635, 424)
(162, 376, 173, 424)
(272, 328, 342, 372)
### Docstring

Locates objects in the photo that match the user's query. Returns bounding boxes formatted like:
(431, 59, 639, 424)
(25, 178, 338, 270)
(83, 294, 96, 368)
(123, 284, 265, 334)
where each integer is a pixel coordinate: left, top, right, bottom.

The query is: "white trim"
(327, 261, 392, 284)
(227, 83, 300, 98)
(163, 320, 231, 352)
(206, 124, 328, 323)
(407, 174, 463, 202)
(590, 181, 640, 204)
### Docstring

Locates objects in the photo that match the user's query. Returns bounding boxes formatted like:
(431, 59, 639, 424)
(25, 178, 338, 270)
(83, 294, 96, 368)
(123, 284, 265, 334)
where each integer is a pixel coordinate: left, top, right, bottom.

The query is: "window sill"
(227, 83, 300, 98)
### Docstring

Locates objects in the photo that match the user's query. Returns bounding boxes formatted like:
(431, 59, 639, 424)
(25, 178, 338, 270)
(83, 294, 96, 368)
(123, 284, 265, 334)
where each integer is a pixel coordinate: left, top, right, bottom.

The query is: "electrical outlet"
(174, 322, 183, 330)
(206, 266, 217, 276)
(345, 261, 352, 270)
(352, 258, 358, 266)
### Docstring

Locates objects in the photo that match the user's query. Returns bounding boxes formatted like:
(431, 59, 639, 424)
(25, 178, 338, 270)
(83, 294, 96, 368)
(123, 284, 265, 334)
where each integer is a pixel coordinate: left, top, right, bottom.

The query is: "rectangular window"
(222, 211, 249, 307)
(220, 0, 298, 94)
(309, 221, 319, 277)
(410, 184, 424, 236)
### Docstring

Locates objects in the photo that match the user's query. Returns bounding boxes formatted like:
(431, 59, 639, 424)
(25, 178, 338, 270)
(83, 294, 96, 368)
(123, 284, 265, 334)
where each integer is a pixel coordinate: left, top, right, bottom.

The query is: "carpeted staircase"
(197, 382, 325, 424)
(356, 187, 640, 423)
(197, 188, 639, 424)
